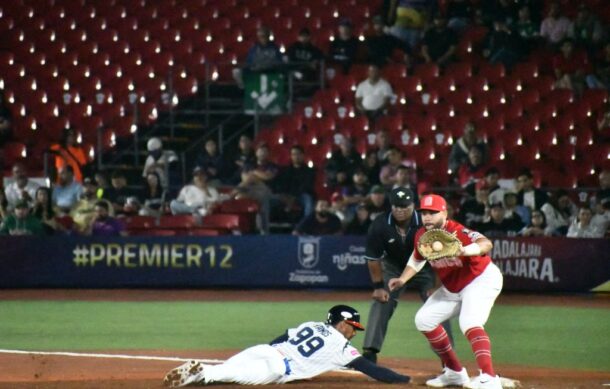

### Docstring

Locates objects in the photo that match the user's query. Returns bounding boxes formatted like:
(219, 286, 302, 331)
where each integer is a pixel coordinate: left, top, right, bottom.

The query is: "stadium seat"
(158, 215, 198, 229)
(201, 213, 241, 232)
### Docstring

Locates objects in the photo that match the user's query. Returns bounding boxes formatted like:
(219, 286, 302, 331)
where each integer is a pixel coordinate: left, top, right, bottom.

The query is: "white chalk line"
(0, 349, 223, 364)
(0, 349, 361, 376)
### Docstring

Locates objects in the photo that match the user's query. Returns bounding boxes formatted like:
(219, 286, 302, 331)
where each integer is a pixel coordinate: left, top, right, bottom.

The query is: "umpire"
(362, 187, 453, 363)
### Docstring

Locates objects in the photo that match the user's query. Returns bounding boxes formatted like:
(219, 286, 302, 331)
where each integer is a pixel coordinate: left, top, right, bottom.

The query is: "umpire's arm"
(365, 218, 389, 303)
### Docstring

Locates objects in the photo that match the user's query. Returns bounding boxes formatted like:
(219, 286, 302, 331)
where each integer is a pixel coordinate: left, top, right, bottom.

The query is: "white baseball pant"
(204, 344, 287, 385)
(414, 262, 503, 334)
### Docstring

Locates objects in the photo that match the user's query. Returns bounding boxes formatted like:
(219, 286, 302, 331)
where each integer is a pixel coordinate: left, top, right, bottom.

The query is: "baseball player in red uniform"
(389, 194, 504, 389)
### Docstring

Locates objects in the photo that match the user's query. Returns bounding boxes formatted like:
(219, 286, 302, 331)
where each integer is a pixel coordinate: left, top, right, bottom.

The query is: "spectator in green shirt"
(0, 200, 45, 236)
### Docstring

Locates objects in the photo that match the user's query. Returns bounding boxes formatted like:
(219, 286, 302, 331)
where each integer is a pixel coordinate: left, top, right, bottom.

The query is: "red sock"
(466, 327, 495, 376)
(423, 325, 462, 372)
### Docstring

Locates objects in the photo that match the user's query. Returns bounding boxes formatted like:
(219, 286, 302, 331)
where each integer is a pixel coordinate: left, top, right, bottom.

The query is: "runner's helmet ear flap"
(326, 305, 365, 330)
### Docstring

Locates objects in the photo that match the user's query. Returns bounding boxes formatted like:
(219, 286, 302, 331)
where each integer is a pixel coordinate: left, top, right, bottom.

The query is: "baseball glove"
(417, 229, 462, 261)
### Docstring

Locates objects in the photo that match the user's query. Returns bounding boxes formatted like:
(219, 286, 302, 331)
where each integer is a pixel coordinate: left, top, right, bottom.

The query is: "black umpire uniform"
(362, 187, 453, 362)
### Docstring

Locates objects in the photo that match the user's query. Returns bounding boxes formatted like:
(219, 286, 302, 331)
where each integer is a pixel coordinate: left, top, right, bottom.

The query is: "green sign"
(244, 72, 286, 115)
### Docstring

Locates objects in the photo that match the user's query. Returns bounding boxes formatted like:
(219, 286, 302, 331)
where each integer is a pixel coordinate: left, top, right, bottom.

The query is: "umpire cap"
(326, 305, 365, 330)
(390, 187, 414, 207)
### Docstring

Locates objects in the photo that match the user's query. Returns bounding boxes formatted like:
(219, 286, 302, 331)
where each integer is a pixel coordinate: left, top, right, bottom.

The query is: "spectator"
(540, 3, 573, 46)
(285, 28, 324, 81)
(139, 172, 167, 217)
(541, 189, 577, 235)
(86, 201, 126, 237)
(330, 192, 348, 223)
(106, 170, 140, 215)
(233, 26, 282, 88)
(0, 185, 8, 222)
(421, 15, 457, 66)
(386, 0, 434, 50)
(379, 146, 408, 187)
(591, 198, 609, 236)
(513, 6, 540, 53)
(293, 199, 342, 235)
(448, 122, 487, 174)
(483, 18, 523, 69)
(4, 163, 39, 209)
(503, 191, 530, 225)
(457, 145, 488, 192)
(478, 202, 523, 237)
(328, 18, 359, 73)
(328, 167, 351, 195)
(170, 167, 219, 216)
(552, 39, 591, 94)
(0, 91, 12, 146)
(365, 185, 390, 221)
(374, 129, 393, 163)
(276, 145, 316, 220)
(70, 177, 112, 233)
(94, 171, 111, 199)
(343, 168, 371, 213)
(231, 165, 272, 234)
(355, 63, 393, 120)
(588, 42, 610, 90)
(344, 203, 372, 235)
(458, 180, 490, 228)
(570, 5, 605, 51)
(590, 170, 610, 227)
(325, 137, 362, 185)
(142, 137, 178, 189)
(0, 200, 44, 235)
(50, 128, 88, 183)
(446, 0, 474, 32)
(566, 206, 604, 238)
(228, 134, 256, 185)
(392, 165, 418, 203)
(252, 143, 279, 186)
(516, 169, 548, 211)
(485, 167, 503, 204)
(364, 150, 382, 186)
(194, 139, 225, 186)
(366, 15, 409, 66)
(31, 187, 61, 234)
(52, 166, 84, 213)
(519, 209, 553, 236)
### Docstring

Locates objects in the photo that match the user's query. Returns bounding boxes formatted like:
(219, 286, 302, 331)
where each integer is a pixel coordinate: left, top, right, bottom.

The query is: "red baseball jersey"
(413, 220, 491, 293)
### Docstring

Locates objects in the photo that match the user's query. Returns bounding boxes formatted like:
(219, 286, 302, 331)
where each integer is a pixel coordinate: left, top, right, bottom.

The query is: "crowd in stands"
(1, 0, 609, 239)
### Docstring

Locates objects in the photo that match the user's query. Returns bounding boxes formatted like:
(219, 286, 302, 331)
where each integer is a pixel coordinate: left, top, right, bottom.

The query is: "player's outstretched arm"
(348, 357, 410, 383)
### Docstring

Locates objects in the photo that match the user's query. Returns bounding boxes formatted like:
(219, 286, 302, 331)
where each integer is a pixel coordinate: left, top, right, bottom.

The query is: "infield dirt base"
(1, 289, 608, 388)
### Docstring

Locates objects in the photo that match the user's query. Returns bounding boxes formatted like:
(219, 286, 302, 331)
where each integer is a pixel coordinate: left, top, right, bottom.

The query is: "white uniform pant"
(205, 344, 287, 385)
(414, 263, 503, 334)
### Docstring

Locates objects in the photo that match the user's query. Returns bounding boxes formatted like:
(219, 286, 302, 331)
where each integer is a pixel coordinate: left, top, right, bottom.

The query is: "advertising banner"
(0, 236, 607, 292)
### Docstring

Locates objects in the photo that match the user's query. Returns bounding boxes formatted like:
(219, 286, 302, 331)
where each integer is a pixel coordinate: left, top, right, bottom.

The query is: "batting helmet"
(326, 305, 365, 330)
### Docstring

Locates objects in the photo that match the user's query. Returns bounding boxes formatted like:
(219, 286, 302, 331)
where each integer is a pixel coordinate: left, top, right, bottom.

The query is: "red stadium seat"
(201, 213, 241, 232)
(159, 215, 198, 229)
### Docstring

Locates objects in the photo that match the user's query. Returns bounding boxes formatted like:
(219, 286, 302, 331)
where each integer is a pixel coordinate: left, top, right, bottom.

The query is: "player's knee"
(458, 318, 483, 334)
(414, 310, 437, 331)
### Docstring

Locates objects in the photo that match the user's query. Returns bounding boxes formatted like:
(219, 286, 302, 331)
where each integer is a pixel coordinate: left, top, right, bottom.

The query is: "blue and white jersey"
(274, 321, 361, 383)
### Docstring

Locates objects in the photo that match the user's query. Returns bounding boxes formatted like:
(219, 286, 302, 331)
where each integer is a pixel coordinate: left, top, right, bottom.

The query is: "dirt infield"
(0, 289, 608, 388)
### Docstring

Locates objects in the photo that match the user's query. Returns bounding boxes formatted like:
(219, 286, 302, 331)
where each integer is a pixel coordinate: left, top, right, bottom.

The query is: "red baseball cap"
(419, 194, 447, 212)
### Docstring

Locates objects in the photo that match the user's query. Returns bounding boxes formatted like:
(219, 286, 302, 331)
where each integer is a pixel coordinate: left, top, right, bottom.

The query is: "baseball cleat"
(163, 360, 206, 387)
(463, 372, 502, 389)
(425, 367, 469, 387)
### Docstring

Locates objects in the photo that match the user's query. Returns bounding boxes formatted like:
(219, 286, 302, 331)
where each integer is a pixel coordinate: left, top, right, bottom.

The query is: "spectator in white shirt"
(567, 206, 604, 238)
(4, 163, 39, 209)
(540, 3, 573, 45)
(355, 64, 393, 120)
(142, 137, 178, 189)
(170, 167, 219, 216)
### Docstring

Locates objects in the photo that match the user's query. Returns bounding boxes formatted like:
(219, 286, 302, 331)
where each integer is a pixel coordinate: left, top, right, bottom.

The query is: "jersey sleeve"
(453, 221, 486, 244)
(333, 342, 361, 367)
(364, 219, 384, 260)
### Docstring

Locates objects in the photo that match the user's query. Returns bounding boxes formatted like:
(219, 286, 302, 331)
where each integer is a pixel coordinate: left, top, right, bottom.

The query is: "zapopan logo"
(298, 237, 320, 269)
